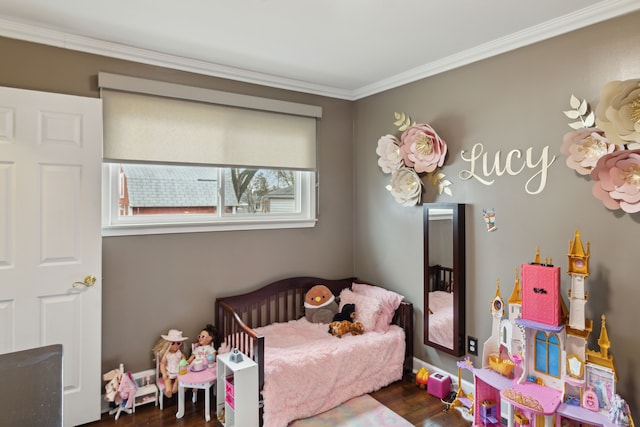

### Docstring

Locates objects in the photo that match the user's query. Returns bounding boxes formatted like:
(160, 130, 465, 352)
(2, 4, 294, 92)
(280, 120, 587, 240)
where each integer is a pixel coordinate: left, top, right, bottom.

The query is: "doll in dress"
(152, 329, 188, 398)
(187, 324, 218, 368)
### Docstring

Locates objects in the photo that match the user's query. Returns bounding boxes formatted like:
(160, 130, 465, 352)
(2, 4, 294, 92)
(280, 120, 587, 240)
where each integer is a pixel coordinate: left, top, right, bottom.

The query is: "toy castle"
(471, 230, 634, 427)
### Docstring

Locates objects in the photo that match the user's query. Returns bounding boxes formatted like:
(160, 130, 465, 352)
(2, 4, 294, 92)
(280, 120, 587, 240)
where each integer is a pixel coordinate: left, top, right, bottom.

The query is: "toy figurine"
(188, 324, 218, 367)
(152, 329, 188, 398)
(609, 394, 631, 426)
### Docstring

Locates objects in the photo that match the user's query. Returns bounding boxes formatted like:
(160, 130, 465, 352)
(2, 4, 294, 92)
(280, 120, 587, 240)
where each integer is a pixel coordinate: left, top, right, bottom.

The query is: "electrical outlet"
(467, 336, 478, 356)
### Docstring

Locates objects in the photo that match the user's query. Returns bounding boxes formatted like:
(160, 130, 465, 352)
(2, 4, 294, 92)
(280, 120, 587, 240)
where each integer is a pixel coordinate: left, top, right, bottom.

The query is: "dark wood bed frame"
(428, 264, 454, 293)
(215, 276, 414, 415)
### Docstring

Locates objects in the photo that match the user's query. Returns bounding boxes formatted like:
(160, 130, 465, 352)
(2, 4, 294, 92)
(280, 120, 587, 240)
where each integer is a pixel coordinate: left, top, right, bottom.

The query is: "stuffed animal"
(304, 285, 338, 324)
(333, 303, 356, 322)
(329, 320, 365, 338)
(349, 321, 365, 336)
(328, 320, 352, 338)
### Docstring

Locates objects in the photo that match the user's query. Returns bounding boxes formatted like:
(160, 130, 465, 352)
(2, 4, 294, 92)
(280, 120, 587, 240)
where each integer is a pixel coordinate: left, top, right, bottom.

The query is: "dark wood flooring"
(82, 376, 472, 426)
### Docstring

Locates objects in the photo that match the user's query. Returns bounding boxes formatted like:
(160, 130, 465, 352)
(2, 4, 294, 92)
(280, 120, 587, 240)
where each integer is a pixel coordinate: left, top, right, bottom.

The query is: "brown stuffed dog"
(349, 321, 365, 336)
(329, 320, 365, 338)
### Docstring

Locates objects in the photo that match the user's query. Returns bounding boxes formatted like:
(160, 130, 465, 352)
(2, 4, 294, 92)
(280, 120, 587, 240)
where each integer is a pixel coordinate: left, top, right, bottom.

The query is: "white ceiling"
(1, 0, 638, 100)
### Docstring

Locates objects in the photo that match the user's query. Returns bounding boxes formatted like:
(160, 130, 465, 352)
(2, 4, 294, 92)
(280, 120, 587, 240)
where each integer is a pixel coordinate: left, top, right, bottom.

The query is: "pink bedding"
(428, 291, 453, 349)
(254, 318, 405, 427)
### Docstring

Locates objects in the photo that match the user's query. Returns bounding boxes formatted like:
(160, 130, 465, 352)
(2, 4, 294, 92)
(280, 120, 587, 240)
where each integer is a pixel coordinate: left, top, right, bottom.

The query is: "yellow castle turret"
(507, 267, 522, 321)
(568, 230, 590, 330)
(586, 314, 617, 379)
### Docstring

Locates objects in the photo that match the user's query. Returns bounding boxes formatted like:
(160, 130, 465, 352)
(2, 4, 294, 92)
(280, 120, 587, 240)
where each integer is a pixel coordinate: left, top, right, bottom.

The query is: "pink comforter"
(254, 318, 405, 427)
(428, 291, 453, 349)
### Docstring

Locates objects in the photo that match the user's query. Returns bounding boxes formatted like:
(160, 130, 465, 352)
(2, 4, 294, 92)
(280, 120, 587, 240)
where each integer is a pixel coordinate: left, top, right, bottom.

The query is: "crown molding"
(0, 17, 354, 100)
(1, 0, 638, 101)
(352, 0, 640, 99)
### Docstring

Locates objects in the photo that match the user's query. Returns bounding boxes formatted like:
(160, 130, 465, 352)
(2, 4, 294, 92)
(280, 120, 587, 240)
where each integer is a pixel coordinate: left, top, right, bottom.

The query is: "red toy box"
(427, 372, 451, 399)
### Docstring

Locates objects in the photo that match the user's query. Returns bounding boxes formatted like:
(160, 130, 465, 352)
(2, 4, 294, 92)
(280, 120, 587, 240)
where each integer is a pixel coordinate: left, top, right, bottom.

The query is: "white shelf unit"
(216, 351, 258, 427)
(131, 369, 158, 411)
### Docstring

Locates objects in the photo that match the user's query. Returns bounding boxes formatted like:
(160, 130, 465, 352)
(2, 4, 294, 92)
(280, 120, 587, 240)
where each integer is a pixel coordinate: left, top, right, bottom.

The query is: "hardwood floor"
(82, 376, 472, 426)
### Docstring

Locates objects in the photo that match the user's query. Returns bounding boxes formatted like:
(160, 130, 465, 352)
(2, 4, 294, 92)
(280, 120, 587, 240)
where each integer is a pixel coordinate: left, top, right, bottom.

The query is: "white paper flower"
(376, 134, 403, 173)
(386, 167, 422, 207)
(595, 79, 640, 149)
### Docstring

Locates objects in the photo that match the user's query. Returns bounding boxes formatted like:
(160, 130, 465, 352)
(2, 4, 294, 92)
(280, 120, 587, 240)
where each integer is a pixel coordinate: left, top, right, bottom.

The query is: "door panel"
(0, 86, 102, 426)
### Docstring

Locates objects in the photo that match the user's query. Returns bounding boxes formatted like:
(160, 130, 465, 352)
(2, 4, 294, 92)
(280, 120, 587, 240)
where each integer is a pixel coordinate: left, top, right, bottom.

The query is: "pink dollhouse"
(471, 231, 634, 427)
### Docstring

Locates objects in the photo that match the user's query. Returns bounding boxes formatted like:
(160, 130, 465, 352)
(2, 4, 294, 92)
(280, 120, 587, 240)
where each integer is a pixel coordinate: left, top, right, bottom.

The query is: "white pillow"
(338, 289, 383, 332)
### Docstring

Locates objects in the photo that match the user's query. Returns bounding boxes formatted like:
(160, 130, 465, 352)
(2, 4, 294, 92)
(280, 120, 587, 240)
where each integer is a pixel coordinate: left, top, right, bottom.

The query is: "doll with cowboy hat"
(152, 329, 188, 398)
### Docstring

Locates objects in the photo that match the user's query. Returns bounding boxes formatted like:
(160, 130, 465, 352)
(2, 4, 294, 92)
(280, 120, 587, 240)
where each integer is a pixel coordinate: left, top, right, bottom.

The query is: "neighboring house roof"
(265, 185, 294, 199)
(122, 164, 239, 207)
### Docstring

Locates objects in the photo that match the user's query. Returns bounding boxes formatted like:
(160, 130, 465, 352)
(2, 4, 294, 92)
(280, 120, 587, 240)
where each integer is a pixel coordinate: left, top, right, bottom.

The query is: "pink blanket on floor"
(254, 318, 405, 427)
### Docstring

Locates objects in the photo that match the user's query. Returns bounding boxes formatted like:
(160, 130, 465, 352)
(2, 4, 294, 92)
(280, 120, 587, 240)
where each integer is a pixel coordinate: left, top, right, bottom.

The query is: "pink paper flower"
(590, 149, 640, 213)
(399, 124, 447, 173)
(561, 128, 618, 175)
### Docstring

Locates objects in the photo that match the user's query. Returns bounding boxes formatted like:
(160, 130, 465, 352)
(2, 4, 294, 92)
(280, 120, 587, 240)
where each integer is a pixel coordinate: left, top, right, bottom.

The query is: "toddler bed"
(215, 276, 413, 427)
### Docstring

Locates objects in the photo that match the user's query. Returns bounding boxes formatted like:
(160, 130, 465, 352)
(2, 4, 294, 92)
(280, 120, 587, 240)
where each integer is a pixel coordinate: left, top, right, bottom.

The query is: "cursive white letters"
(459, 143, 557, 195)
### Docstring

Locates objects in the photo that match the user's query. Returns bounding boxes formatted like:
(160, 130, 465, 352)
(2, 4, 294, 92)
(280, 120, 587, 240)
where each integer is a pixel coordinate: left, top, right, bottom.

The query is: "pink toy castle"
(471, 230, 634, 427)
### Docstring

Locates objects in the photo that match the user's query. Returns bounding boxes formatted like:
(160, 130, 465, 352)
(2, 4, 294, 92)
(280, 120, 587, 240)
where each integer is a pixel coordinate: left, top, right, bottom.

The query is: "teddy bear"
(304, 284, 338, 324)
(332, 303, 356, 323)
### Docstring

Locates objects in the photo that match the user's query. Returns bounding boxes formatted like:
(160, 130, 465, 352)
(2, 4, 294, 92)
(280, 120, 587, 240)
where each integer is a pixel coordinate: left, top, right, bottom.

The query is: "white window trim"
(102, 165, 317, 236)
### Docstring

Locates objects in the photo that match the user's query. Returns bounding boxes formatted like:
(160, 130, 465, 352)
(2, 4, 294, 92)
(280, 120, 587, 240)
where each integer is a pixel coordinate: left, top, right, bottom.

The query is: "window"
(534, 331, 560, 377)
(98, 73, 321, 236)
(102, 163, 315, 235)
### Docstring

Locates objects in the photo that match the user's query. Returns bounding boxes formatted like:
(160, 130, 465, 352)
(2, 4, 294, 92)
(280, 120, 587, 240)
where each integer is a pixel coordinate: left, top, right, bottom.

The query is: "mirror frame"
(423, 203, 466, 356)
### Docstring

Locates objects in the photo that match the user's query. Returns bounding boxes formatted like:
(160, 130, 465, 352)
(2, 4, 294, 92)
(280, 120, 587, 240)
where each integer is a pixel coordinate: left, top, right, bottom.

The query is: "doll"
(188, 324, 218, 367)
(152, 329, 188, 398)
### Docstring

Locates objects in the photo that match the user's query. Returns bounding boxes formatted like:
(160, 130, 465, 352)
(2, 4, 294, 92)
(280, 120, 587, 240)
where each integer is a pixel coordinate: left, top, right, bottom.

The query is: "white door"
(0, 86, 102, 426)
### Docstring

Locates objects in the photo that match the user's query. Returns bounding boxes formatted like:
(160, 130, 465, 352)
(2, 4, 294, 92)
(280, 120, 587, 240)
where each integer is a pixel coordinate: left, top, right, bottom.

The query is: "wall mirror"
(423, 203, 466, 356)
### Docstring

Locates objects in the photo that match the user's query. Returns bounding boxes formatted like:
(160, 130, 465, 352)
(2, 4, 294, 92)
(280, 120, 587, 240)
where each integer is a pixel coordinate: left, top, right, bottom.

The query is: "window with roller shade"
(99, 73, 321, 236)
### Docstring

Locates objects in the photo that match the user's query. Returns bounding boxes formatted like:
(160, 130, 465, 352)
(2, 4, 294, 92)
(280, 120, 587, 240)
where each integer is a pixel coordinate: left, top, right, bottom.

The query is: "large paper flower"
(375, 113, 451, 206)
(376, 134, 403, 173)
(561, 128, 618, 175)
(386, 167, 422, 207)
(400, 124, 447, 173)
(595, 79, 640, 149)
(590, 149, 640, 213)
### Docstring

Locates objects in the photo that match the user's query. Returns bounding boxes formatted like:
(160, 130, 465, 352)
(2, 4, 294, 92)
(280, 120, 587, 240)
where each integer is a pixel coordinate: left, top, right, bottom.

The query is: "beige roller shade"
(100, 74, 320, 170)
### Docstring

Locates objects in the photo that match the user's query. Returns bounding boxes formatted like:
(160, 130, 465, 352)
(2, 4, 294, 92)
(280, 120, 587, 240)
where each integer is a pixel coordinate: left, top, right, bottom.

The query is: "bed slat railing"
(394, 301, 414, 373)
(216, 300, 266, 392)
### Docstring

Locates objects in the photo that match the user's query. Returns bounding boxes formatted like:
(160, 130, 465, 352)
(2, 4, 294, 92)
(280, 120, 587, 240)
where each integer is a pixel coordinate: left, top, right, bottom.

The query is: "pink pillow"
(351, 283, 404, 333)
(338, 289, 382, 332)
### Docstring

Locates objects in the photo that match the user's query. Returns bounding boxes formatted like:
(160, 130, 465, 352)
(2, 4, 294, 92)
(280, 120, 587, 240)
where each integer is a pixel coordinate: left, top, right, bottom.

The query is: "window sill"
(102, 219, 317, 237)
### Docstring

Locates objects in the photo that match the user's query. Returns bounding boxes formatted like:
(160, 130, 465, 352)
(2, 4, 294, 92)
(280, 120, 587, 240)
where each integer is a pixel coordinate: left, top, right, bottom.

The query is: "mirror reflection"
(423, 203, 466, 356)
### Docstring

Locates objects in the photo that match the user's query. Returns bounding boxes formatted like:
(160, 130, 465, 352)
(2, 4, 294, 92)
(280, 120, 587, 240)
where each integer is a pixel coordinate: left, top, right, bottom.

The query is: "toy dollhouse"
(471, 231, 634, 427)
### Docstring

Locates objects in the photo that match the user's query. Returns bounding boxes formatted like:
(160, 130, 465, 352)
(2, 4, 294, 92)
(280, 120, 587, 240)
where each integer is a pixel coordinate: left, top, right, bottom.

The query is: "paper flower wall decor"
(561, 79, 640, 214)
(376, 112, 451, 207)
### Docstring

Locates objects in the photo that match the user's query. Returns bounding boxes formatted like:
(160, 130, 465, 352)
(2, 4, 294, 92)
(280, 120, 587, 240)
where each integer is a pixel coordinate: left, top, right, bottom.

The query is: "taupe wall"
(0, 36, 355, 373)
(354, 11, 640, 418)
(3, 9, 640, 420)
